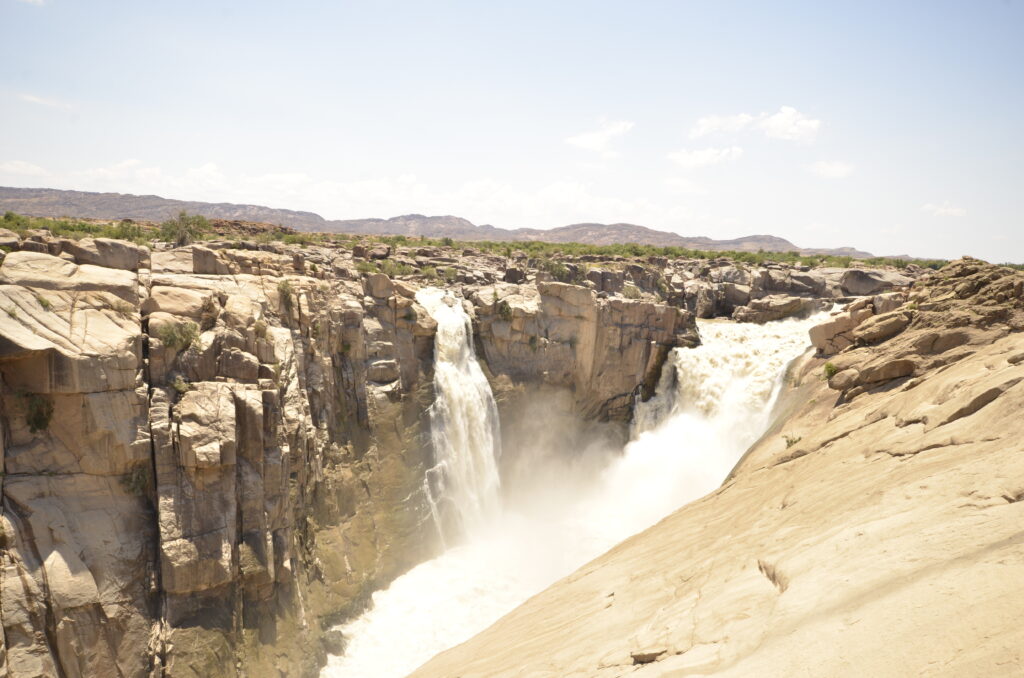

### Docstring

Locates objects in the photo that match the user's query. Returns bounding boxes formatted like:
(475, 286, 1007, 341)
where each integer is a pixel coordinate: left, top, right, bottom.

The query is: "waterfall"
(415, 287, 502, 542)
(323, 311, 828, 678)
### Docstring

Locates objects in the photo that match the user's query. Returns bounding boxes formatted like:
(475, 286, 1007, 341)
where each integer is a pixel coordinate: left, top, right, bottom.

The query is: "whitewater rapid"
(322, 310, 827, 678)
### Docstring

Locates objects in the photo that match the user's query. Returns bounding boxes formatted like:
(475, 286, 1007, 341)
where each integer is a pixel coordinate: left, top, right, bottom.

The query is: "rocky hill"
(0, 186, 874, 257)
(411, 258, 1024, 678)
(0, 217, 920, 677)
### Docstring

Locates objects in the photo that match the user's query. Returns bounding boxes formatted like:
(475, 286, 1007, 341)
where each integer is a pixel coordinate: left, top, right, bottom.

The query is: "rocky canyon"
(0, 220, 1019, 678)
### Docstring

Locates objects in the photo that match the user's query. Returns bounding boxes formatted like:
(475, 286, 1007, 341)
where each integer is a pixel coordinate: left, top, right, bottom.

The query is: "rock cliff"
(0, 230, 713, 676)
(410, 258, 1024, 677)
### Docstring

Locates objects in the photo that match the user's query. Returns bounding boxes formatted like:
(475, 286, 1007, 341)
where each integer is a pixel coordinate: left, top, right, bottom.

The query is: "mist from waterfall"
(323, 311, 828, 678)
(415, 287, 502, 543)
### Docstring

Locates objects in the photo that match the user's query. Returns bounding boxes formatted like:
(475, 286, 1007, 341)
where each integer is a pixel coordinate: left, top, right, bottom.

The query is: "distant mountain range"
(0, 186, 875, 257)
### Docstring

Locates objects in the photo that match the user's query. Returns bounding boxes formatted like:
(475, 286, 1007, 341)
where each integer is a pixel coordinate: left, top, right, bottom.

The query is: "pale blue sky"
(2, 0, 1022, 261)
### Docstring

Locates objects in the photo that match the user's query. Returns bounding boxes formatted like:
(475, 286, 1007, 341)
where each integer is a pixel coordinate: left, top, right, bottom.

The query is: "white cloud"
(15, 0, 45, 5)
(758, 106, 820, 142)
(18, 93, 72, 110)
(565, 119, 635, 158)
(0, 160, 48, 176)
(689, 106, 820, 143)
(667, 146, 743, 170)
(922, 201, 967, 217)
(810, 160, 854, 178)
(689, 113, 755, 139)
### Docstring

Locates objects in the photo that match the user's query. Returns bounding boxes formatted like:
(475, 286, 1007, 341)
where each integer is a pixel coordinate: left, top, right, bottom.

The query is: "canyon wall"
(0, 232, 704, 677)
(411, 258, 1024, 678)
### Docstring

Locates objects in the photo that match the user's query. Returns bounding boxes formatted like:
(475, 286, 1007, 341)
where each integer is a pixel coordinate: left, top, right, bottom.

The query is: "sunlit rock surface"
(411, 258, 1024, 678)
(0, 230, 739, 676)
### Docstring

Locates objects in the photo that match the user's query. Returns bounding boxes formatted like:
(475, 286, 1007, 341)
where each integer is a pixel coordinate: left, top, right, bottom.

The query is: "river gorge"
(0, 229, 1020, 677)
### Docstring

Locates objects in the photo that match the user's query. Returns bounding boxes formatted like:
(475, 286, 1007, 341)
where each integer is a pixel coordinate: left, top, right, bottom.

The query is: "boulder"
(364, 273, 394, 299)
(192, 245, 232, 275)
(59, 237, 149, 271)
(733, 295, 824, 324)
(852, 311, 912, 345)
(809, 306, 874, 354)
(143, 286, 210, 318)
(859, 357, 916, 384)
(840, 269, 912, 296)
(503, 266, 526, 284)
(0, 251, 139, 304)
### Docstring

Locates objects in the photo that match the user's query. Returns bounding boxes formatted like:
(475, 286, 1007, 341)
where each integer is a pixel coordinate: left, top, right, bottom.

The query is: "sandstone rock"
(60, 237, 149, 271)
(732, 295, 824, 323)
(218, 347, 260, 381)
(872, 291, 905, 315)
(859, 357, 916, 384)
(151, 247, 194, 273)
(367, 359, 400, 383)
(0, 227, 20, 249)
(0, 251, 139, 304)
(852, 311, 912, 344)
(193, 244, 232, 274)
(143, 285, 211, 318)
(412, 259, 1024, 678)
(364, 273, 394, 299)
(828, 367, 861, 391)
(503, 266, 526, 284)
(840, 268, 912, 296)
(809, 306, 874, 355)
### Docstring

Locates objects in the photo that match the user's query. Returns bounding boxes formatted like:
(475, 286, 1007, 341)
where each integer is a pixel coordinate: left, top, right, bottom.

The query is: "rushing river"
(323, 301, 827, 678)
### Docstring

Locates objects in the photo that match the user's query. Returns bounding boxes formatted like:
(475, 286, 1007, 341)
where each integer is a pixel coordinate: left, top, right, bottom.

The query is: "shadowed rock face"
(410, 258, 1024, 678)
(0, 231, 721, 676)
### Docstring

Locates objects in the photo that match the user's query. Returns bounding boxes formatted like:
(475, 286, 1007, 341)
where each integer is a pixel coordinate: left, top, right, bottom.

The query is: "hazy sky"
(2, 1, 1022, 261)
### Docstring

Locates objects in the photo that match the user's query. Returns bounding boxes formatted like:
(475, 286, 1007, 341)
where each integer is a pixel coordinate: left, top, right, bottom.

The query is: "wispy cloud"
(667, 146, 743, 170)
(15, 0, 46, 5)
(922, 201, 967, 217)
(18, 93, 73, 110)
(565, 119, 635, 158)
(690, 106, 820, 143)
(689, 113, 755, 139)
(0, 160, 48, 176)
(810, 160, 854, 178)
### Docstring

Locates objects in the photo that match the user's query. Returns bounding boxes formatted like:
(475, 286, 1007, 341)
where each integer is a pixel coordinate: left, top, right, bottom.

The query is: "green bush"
(823, 362, 839, 379)
(159, 211, 209, 247)
(380, 260, 415, 277)
(171, 374, 193, 395)
(21, 392, 54, 433)
(496, 299, 513, 322)
(277, 279, 295, 314)
(155, 320, 199, 351)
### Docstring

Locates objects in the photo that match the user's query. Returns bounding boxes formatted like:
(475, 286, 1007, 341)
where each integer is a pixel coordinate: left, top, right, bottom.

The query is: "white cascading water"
(415, 287, 502, 542)
(323, 310, 828, 678)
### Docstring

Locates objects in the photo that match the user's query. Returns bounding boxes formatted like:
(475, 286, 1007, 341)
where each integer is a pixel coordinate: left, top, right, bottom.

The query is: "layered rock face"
(0, 233, 702, 676)
(411, 258, 1024, 678)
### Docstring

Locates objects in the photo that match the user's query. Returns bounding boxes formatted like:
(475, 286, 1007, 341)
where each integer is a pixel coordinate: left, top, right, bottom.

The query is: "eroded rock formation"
(411, 258, 1024, 678)
(0, 230, 714, 677)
